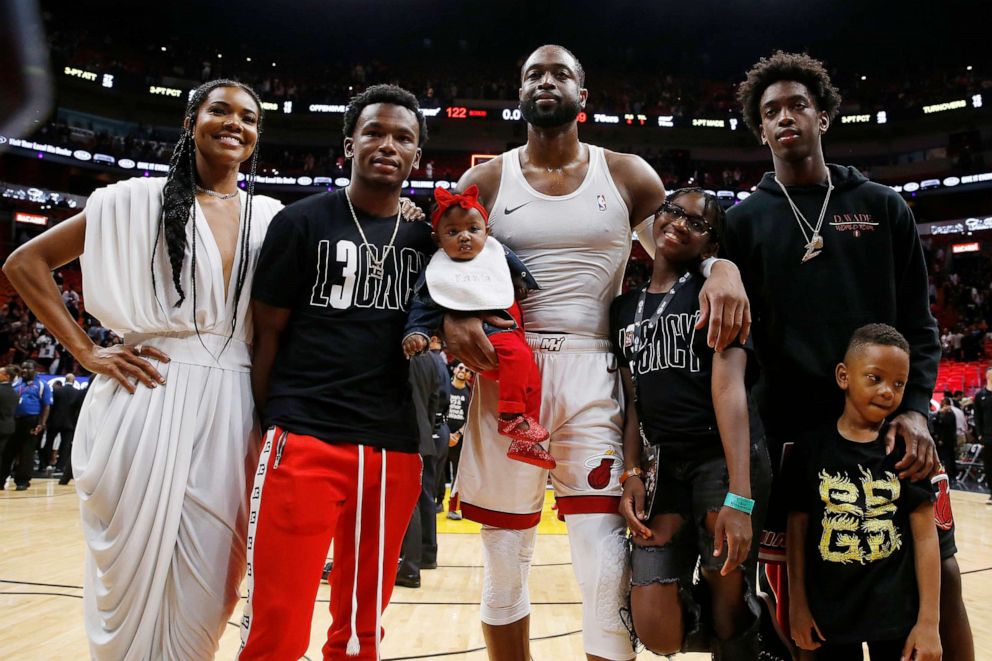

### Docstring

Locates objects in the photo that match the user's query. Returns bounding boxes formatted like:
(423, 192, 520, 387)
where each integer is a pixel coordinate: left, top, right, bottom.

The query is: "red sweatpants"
(481, 303, 541, 417)
(238, 428, 421, 661)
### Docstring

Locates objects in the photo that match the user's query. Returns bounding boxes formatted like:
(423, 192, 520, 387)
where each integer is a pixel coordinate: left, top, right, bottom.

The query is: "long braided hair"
(152, 79, 263, 349)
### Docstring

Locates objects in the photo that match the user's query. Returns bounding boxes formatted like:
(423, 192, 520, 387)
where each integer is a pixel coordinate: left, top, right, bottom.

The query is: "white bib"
(425, 236, 514, 311)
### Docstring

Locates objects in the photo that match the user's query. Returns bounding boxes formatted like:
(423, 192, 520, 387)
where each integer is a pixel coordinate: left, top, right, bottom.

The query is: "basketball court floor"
(2, 483, 990, 659)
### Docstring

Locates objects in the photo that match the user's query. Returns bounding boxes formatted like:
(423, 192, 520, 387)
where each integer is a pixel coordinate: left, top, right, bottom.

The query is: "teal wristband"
(723, 492, 755, 515)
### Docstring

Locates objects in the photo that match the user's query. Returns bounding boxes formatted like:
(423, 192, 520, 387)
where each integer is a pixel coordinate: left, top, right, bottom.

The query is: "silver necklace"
(774, 169, 833, 263)
(195, 184, 239, 200)
(344, 187, 402, 281)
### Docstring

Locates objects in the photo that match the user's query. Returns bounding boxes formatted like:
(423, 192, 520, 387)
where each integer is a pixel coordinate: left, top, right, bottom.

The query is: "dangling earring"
(761, 135, 767, 145)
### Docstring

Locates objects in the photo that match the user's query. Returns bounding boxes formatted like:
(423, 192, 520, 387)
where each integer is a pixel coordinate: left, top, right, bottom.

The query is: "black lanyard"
(629, 271, 693, 367)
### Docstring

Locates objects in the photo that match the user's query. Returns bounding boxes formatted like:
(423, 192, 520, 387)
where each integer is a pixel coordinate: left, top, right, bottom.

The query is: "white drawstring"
(375, 450, 387, 658)
(346, 445, 365, 656)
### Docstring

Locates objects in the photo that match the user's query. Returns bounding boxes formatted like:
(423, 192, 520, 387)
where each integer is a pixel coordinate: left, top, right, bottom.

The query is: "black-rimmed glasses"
(657, 201, 712, 235)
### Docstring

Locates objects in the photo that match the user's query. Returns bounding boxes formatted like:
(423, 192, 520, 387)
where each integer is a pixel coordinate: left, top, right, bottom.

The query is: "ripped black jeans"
(629, 442, 771, 654)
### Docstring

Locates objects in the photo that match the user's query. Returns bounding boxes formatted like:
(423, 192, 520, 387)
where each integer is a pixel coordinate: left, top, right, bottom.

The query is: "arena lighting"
(928, 217, 992, 236)
(6, 131, 992, 197)
(253, 175, 298, 185)
(501, 108, 523, 121)
(923, 99, 967, 114)
(296, 176, 313, 186)
(334, 177, 350, 186)
(64, 66, 98, 82)
(1, 136, 71, 157)
(952, 242, 980, 254)
(309, 103, 347, 113)
(736, 191, 750, 201)
(149, 85, 183, 98)
(14, 212, 47, 226)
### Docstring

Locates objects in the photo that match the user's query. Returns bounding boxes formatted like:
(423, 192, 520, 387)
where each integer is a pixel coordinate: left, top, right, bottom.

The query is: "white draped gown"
(73, 177, 283, 660)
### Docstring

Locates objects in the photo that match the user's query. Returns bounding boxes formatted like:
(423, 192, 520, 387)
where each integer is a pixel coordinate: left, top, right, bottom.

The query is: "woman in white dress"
(3, 79, 284, 660)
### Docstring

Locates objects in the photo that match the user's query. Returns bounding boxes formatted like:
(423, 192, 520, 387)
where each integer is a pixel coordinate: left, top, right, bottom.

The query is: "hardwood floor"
(1, 482, 989, 660)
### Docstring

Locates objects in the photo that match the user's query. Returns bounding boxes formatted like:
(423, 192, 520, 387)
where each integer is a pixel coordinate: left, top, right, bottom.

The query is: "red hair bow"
(431, 184, 489, 230)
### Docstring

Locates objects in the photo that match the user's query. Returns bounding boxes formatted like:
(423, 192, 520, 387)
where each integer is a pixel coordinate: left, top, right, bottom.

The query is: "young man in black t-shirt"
(239, 85, 433, 661)
(727, 52, 971, 659)
(787, 324, 940, 661)
(612, 189, 771, 659)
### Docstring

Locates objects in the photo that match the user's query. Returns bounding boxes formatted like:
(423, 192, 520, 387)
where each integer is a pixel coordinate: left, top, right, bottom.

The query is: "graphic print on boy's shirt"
(252, 190, 434, 451)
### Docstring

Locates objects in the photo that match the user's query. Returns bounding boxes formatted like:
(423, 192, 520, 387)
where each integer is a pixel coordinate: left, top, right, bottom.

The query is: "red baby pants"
(238, 427, 421, 660)
(481, 302, 541, 418)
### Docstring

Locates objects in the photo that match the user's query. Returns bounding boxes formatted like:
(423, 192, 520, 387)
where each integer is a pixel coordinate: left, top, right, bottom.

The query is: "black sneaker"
(394, 572, 420, 589)
(321, 561, 333, 582)
(15, 484, 29, 491)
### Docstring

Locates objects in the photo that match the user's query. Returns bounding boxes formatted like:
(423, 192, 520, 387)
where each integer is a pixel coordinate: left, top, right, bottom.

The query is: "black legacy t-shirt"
(609, 274, 763, 461)
(253, 190, 434, 452)
(787, 424, 934, 644)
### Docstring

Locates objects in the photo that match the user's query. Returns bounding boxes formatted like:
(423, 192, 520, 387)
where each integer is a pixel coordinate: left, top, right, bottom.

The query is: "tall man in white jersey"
(445, 45, 750, 661)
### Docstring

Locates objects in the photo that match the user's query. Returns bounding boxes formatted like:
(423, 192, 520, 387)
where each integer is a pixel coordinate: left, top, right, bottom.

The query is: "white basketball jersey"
(489, 145, 630, 338)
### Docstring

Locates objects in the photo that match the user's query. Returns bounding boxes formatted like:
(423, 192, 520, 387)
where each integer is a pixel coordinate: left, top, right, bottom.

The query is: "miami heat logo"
(585, 449, 621, 489)
(932, 471, 955, 531)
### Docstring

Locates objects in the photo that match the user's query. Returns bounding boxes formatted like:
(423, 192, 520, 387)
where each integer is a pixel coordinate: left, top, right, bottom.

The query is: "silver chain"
(344, 187, 402, 280)
(774, 169, 833, 262)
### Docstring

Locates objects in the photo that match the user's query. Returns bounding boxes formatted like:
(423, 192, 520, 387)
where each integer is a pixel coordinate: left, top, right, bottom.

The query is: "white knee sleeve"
(479, 526, 536, 626)
(566, 513, 634, 660)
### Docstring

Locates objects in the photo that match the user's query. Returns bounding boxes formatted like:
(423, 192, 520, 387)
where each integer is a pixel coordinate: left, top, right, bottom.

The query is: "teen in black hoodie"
(726, 52, 973, 661)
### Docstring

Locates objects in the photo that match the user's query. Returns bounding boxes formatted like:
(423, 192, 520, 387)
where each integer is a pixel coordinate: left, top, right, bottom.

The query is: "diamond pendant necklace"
(344, 187, 402, 281)
(774, 168, 833, 263)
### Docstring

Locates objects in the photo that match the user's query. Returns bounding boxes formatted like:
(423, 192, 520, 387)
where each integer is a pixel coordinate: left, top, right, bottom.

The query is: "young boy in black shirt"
(612, 188, 771, 659)
(787, 324, 941, 660)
